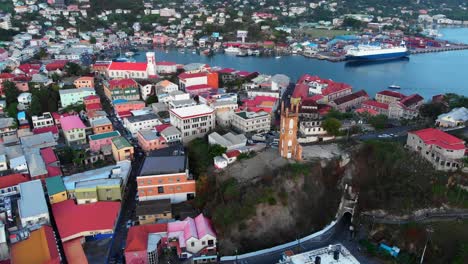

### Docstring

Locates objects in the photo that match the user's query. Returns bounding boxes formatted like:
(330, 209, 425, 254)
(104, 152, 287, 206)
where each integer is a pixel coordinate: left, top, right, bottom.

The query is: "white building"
(170, 104, 215, 143)
(208, 132, 247, 151)
(32, 112, 54, 129)
(436, 107, 468, 128)
(231, 111, 271, 133)
(123, 113, 162, 137)
(18, 180, 50, 228)
(107, 52, 158, 79)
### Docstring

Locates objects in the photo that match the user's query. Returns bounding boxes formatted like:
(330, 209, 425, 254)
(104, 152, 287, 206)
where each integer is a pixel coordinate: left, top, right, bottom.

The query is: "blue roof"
(17, 111, 26, 120)
(113, 99, 128, 104)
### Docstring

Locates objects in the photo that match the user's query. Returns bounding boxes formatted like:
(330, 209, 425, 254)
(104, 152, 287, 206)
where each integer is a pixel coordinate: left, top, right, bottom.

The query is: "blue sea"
(134, 28, 468, 99)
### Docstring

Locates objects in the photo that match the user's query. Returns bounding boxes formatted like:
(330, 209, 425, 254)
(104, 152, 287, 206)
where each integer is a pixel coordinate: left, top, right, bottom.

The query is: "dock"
(410, 44, 468, 54)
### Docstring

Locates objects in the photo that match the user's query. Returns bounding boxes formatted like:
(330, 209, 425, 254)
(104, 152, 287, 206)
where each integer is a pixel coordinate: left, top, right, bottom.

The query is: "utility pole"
(420, 226, 433, 264)
(235, 249, 238, 264)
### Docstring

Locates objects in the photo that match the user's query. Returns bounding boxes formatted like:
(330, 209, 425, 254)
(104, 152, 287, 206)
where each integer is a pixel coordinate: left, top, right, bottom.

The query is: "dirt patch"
(222, 148, 289, 183)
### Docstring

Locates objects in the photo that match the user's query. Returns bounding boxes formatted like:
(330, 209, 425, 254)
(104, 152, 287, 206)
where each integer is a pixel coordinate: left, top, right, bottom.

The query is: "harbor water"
(134, 28, 468, 99)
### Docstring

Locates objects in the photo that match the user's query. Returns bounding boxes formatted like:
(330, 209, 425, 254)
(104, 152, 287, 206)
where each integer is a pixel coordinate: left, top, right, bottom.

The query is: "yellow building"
(45, 176, 68, 204)
(11, 225, 60, 264)
(74, 178, 122, 204)
(136, 199, 172, 225)
(111, 136, 134, 161)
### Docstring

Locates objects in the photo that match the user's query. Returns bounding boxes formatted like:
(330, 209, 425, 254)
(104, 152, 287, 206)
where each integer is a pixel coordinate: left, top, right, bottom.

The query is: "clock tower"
(279, 100, 302, 160)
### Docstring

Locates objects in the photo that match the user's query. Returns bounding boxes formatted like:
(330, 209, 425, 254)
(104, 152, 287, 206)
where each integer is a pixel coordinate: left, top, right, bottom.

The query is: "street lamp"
(235, 249, 238, 264)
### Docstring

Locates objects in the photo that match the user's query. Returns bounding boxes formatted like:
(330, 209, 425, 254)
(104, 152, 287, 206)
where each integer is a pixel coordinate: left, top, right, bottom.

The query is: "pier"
(410, 44, 468, 54)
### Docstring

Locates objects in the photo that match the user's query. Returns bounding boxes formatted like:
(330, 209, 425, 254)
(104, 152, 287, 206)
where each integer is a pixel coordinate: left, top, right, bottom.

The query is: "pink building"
(113, 100, 145, 113)
(89, 131, 121, 153)
(125, 214, 216, 263)
(137, 130, 167, 152)
(153, 35, 169, 45)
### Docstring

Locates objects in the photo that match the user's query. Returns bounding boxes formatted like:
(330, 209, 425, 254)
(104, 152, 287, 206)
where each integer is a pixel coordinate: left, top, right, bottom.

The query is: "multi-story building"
(436, 107, 468, 128)
(388, 94, 424, 119)
(45, 176, 68, 204)
(169, 104, 215, 143)
(32, 112, 54, 129)
(90, 117, 113, 134)
(361, 100, 389, 116)
(136, 199, 172, 225)
(18, 180, 50, 228)
(111, 136, 134, 161)
(61, 115, 87, 145)
(113, 100, 145, 113)
(279, 102, 302, 160)
(178, 71, 219, 91)
(231, 111, 271, 133)
(59, 88, 96, 107)
(376, 90, 406, 104)
(330, 90, 369, 112)
(73, 76, 94, 88)
(74, 178, 122, 204)
(123, 114, 162, 137)
(292, 74, 352, 104)
(104, 78, 140, 101)
(407, 128, 465, 171)
(137, 145, 195, 203)
(89, 131, 121, 153)
(0, 173, 30, 197)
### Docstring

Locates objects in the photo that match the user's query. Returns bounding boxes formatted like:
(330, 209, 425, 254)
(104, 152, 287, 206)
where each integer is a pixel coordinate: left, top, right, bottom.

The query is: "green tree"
(29, 95, 42, 116)
(3, 81, 20, 105)
(65, 62, 82, 76)
(368, 114, 388, 130)
(5, 102, 18, 119)
(90, 36, 97, 44)
(322, 117, 342, 136)
(51, 73, 61, 82)
(419, 102, 449, 121)
(209, 144, 227, 158)
(145, 95, 158, 105)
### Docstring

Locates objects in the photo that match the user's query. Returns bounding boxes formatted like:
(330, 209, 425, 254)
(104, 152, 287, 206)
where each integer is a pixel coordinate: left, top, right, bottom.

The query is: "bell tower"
(146, 52, 157, 77)
(279, 100, 302, 160)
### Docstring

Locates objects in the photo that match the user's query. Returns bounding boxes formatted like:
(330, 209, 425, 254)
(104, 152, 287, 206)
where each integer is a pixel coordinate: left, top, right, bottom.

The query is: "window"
(191, 242, 195, 247)
(158, 186, 164, 193)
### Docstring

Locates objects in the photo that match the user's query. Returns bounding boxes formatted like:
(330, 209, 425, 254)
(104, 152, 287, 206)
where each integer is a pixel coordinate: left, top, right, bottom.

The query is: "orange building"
(90, 117, 114, 134)
(74, 76, 95, 88)
(11, 225, 61, 264)
(137, 146, 195, 203)
(279, 101, 302, 160)
(207, 71, 219, 88)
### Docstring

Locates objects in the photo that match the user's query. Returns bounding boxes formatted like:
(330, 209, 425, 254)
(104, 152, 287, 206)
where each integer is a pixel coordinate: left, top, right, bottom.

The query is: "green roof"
(112, 136, 132, 149)
(45, 176, 66, 195)
(89, 131, 120, 141)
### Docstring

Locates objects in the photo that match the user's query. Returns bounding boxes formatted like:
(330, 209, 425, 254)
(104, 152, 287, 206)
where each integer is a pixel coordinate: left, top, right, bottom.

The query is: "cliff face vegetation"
(352, 140, 468, 214)
(196, 161, 343, 255)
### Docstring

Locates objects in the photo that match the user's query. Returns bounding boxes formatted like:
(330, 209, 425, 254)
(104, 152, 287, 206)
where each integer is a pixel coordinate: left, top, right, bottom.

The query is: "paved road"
(361, 210, 468, 225)
(221, 214, 378, 264)
(93, 75, 144, 264)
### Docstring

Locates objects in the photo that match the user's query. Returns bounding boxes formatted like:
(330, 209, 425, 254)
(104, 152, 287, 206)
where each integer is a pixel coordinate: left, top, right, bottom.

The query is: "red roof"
(410, 128, 465, 150)
(33, 125, 59, 135)
(125, 224, 168, 253)
(400, 94, 424, 107)
(292, 74, 352, 99)
(108, 79, 138, 90)
(46, 165, 62, 177)
(117, 111, 132, 118)
(18, 64, 41, 73)
(0, 173, 30, 189)
(226, 150, 241, 158)
(52, 200, 120, 240)
(0, 73, 14, 79)
(13, 75, 31, 82)
(46, 61, 68, 71)
(85, 103, 102, 111)
(377, 90, 406, 100)
(362, 100, 389, 110)
(40, 147, 58, 164)
(185, 84, 212, 91)
(332, 90, 368, 105)
(84, 95, 99, 101)
(355, 108, 379, 116)
(108, 62, 147, 71)
(178, 72, 207, 79)
(218, 68, 236, 74)
(155, 124, 171, 132)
